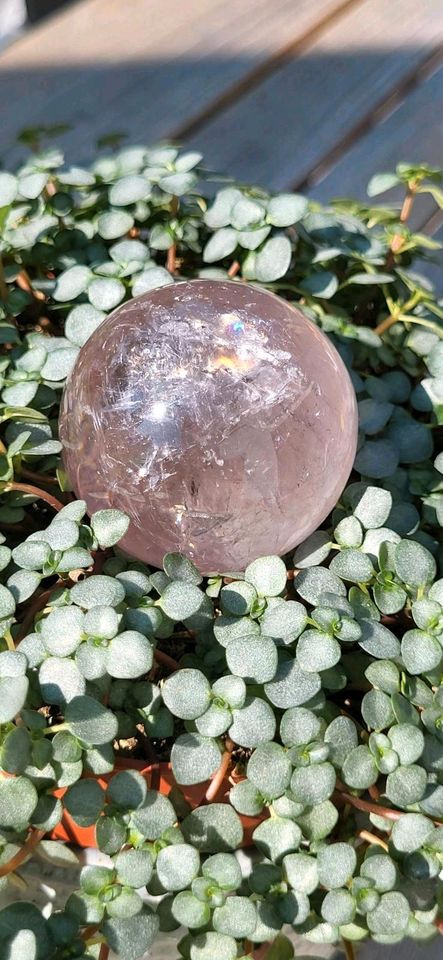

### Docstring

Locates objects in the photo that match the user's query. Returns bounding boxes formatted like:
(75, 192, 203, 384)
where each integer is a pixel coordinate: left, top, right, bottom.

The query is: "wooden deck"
(1, 0, 443, 229)
(1, 3, 443, 956)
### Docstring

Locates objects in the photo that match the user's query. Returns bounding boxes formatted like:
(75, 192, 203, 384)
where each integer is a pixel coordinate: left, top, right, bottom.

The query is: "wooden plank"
(361, 938, 443, 960)
(309, 59, 443, 223)
(416, 222, 443, 293)
(0, 0, 351, 160)
(180, 0, 443, 192)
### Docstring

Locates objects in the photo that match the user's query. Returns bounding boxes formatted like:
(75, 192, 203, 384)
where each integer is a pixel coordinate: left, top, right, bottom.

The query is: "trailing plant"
(0, 143, 441, 960)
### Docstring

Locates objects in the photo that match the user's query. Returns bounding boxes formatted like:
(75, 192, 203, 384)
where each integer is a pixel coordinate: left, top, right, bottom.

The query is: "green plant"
(0, 144, 442, 960)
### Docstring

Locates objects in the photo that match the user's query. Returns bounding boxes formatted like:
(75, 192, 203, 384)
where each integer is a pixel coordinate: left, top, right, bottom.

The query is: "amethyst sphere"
(60, 279, 357, 572)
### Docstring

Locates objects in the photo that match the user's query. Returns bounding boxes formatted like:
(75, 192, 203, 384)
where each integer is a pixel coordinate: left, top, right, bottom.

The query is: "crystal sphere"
(60, 279, 357, 573)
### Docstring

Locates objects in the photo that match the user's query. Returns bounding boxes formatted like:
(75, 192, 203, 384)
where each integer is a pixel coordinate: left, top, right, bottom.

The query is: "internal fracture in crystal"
(60, 279, 358, 572)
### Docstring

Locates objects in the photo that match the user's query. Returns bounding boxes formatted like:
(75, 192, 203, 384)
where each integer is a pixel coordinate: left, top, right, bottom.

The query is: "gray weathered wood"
(0, 0, 350, 161)
(416, 222, 443, 292)
(310, 62, 443, 226)
(181, 0, 443, 191)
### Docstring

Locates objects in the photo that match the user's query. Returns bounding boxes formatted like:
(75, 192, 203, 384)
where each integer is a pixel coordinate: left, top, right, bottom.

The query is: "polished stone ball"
(60, 279, 357, 573)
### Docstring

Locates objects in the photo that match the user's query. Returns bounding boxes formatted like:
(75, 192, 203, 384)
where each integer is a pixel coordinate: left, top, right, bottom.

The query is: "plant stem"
(42, 723, 67, 736)
(0, 256, 8, 302)
(336, 790, 402, 822)
(167, 242, 177, 274)
(385, 185, 416, 270)
(19, 467, 59, 485)
(398, 314, 443, 338)
(228, 260, 240, 278)
(154, 648, 180, 672)
(81, 924, 100, 942)
(16, 269, 46, 302)
(1, 481, 64, 512)
(205, 738, 234, 802)
(250, 945, 270, 960)
(358, 829, 389, 852)
(98, 944, 110, 960)
(342, 938, 356, 960)
(4, 630, 15, 651)
(368, 783, 380, 801)
(336, 788, 443, 827)
(0, 829, 45, 877)
(374, 310, 443, 339)
(373, 313, 399, 337)
(167, 196, 179, 274)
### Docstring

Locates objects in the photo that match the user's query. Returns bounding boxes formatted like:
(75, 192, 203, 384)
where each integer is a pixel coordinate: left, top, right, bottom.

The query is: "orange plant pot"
(51, 760, 264, 848)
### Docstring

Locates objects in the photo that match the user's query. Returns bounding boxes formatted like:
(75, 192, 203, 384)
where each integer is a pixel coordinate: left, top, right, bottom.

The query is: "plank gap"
(169, 0, 366, 142)
(420, 206, 443, 237)
(296, 42, 443, 192)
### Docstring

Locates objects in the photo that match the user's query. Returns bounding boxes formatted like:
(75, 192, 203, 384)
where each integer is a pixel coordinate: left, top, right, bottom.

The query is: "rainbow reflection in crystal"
(59, 279, 358, 572)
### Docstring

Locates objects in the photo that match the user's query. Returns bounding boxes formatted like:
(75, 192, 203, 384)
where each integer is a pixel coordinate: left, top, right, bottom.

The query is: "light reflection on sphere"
(59, 279, 357, 573)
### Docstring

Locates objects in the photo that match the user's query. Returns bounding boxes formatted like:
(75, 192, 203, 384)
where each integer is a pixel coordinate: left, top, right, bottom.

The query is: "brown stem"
(385, 186, 416, 270)
(0, 829, 45, 877)
(167, 242, 177, 274)
(98, 945, 110, 960)
(358, 829, 389, 852)
(228, 260, 240, 278)
(205, 738, 234, 803)
(35, 315, 58, 335)
(80, 924, 100, 942)
(336, 790, 403, 822)
(342, 939, 355, 960)
(1, 481, 64, 512)
(374, 313, 399, 337)
(336, 788, 443, 827)
(154, 648, 180, 672)
(166, 196, 179, 274)
(16, 269, 46, 302)
(250, 945, 269, 960)
(368, 783, 380, 801)
(19, 467, 59, 486)
(0, 256, 8, 303)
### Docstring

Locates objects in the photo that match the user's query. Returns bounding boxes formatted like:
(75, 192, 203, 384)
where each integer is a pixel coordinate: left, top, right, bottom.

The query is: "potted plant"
(0, 143, 442, 960)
